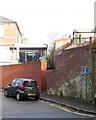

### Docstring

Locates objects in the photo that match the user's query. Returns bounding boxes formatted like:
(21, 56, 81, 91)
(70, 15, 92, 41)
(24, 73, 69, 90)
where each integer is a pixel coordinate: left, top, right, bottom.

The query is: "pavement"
(40, 92, 96, 116)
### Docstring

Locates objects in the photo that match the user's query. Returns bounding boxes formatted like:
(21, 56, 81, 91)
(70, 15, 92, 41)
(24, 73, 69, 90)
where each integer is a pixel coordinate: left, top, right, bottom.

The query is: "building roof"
(0, 16, 22, 36)
(0, 16, 16, 24)
(73, 29, 95, 33)
(55, 38, 70, 42)
(10, 44, 48, 50)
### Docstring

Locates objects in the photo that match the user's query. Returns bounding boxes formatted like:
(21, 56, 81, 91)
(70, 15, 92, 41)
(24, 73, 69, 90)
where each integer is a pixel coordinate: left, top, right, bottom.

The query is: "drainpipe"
(17, 44, 19, 63)
(79, 34, 81, 44)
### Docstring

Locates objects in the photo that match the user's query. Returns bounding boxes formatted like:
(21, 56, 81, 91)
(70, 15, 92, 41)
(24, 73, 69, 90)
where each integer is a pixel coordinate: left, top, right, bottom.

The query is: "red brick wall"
(41, 61, 47, 91)
(0, 62, 47, 91)
(47, 45, 92, 89)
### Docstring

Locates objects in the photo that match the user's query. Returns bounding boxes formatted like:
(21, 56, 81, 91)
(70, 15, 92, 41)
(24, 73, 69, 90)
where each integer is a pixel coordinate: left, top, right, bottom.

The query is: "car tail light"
(19, 82, 24, 90)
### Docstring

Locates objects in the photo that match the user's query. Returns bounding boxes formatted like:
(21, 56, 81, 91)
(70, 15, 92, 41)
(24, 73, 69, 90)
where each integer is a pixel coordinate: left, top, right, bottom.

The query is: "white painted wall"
(0, 47, 11, 64)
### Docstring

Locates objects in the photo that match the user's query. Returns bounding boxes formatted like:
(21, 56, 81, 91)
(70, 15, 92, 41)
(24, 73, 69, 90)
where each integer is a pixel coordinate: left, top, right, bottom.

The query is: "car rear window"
(24, 81, 37, 87)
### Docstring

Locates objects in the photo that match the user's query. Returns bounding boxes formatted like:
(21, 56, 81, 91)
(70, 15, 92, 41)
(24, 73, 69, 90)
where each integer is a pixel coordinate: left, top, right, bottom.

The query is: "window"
(0, 25, 4, 38)
(10, 79, 16, 86)
(24, 81, 37, 87)
(15, 79, 22, 86)
(0, 47, 11, 62)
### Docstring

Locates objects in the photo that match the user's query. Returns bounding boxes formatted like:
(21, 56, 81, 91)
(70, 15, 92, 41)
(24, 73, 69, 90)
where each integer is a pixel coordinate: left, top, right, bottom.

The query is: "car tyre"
(35, 96, 39, 100)
(4, 90, 9, 97)
(16, 93, 21, 101)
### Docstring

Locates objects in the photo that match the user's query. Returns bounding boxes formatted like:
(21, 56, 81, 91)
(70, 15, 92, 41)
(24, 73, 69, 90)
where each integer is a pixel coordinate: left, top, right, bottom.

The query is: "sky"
(0, 0, 95, 45)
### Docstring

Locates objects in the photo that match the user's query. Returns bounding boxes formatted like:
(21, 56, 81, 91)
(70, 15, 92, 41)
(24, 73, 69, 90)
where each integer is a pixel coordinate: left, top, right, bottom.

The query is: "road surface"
(0, 92, 94, 119)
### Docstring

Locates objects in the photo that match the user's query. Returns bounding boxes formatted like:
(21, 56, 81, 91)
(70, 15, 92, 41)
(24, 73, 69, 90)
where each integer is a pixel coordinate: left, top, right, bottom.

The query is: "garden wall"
(0, 61, 47, 91)
(47, 45, 93, 101)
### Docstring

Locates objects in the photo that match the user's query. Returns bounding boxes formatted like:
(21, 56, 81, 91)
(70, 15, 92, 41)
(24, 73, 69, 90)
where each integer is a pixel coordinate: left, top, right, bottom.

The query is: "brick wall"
(47, 45, 93, 101)
(5, 24, 16, 37)
(41, 62, 47, 91)
(0, 61, 47, 91)
(0, 24, 17, 44)
(55, 38, 70, 50)
(0, 23, 22, 44)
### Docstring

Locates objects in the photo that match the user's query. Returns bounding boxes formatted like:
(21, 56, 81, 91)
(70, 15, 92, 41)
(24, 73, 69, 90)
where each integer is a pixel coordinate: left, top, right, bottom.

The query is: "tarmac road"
(0, 92, 94, 119)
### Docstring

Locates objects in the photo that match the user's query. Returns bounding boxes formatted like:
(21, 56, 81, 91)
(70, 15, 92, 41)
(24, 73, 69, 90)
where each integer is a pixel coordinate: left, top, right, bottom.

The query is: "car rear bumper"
(20, 91, 40, 98)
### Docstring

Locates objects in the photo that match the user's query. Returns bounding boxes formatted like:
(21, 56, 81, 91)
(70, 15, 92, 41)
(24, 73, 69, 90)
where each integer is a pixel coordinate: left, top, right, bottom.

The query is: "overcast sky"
(0, 0, 95, 44)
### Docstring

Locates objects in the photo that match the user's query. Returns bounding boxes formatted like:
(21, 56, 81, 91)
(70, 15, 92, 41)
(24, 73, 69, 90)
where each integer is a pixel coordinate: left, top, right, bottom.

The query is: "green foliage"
(47, 45, 54, 69)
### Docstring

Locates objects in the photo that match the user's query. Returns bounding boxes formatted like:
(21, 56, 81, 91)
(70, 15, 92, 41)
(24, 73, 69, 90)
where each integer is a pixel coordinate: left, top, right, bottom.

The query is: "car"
(4, 78, 40, 101)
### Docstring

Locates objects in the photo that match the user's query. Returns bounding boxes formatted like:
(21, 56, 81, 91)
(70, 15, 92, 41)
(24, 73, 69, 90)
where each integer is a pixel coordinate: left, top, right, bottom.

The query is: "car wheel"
(16, 93, 21, 101)
(35, 96, 39, 100)
(4, 90, 9, 97)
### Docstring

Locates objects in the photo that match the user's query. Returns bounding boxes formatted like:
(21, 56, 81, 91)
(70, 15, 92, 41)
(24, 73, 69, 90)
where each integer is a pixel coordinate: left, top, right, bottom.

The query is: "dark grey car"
(4, 78, 40, 101)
